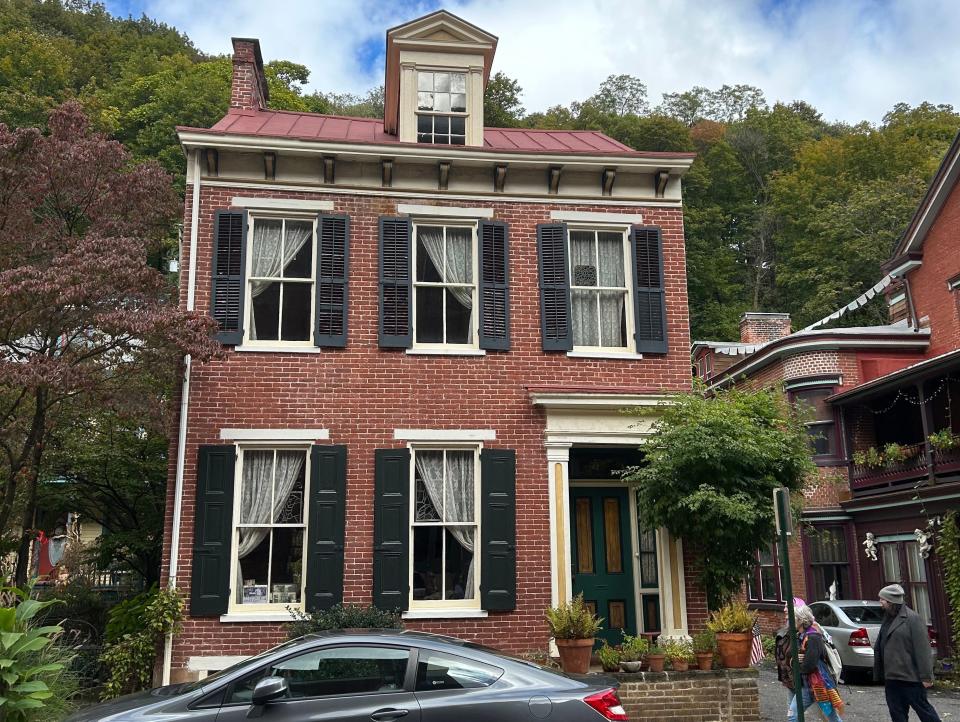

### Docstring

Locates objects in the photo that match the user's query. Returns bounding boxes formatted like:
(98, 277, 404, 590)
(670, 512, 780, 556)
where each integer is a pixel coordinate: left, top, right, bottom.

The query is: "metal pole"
(776, 488, 804, 722)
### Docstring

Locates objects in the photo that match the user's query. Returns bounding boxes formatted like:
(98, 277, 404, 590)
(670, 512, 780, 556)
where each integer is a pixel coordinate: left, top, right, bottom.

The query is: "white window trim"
(242, 214, 318, 349)
(402, 609, 488, 620)
(405, 348, 486, 357)
(407, 442, 483, 612)
(551, 210, 644, 225)
(398, 204, 493, 219)
(411, 220, 480, 351)
(226, 445, 311, 616)
(220, 429, 329, 442)
(395, 429, 495, 442)
(234, 345, 323, 354)
(567, 225, 636, 354)
(232, 197, 334, 212)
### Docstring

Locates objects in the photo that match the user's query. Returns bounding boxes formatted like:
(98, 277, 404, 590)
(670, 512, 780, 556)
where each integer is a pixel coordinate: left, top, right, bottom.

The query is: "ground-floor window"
(747, 544, 784, 603)
(880, 540, 932, 624)
(807, 526, 851, 600)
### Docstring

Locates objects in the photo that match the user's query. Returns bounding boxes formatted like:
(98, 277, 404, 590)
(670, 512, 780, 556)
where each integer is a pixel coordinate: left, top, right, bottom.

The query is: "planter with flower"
(597, 641, 622, 673)
(692, 629, 716, 670)
(645, 643, 666, 672)
(661, 639, 694, 671)
(545, 594, 603, 674)
(617, 633, 649, 673)
(706, 601, 757, 669)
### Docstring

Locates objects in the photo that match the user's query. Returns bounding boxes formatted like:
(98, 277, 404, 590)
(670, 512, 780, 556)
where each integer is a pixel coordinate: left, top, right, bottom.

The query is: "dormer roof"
(383, 10, 498, 135)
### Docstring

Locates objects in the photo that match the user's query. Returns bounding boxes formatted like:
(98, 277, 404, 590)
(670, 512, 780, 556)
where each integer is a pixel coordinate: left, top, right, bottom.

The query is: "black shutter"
(304, 445, 347, 611)
(631, 226, 668, 354)
(537, 223, 572, 351)
(211, 210, 247, 345)
(373, 449, 410, 610)
(478, 220, 510, 351)
(480, 448, 516, 611)
(191, 445, 235, 616)
(314, 214, 350, 347)
(379, 217, 412, 348)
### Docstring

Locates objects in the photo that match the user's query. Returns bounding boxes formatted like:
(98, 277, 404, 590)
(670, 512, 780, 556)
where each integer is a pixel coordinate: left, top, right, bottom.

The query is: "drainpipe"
(162, 148, 202, 685)
(903, 276, 920, 330)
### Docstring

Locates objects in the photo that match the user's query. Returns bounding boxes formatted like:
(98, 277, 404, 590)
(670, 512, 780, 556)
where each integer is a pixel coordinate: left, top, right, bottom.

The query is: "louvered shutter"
(211, 210, 247, 345)
(314, 214, 350, 347)
(373, 449, 410, 610)
(379, 217, 412, 348)
(480, 448, 516, 611)
(304, 445, 346, 611)
(478, 220, 510, 351)
(631, 226, 668, 354)
(537, 223, 572, 351)
(191, 446, 235, 616)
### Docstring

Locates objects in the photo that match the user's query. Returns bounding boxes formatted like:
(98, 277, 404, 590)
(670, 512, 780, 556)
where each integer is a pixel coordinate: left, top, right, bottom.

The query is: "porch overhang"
(828, 348, 960, 406)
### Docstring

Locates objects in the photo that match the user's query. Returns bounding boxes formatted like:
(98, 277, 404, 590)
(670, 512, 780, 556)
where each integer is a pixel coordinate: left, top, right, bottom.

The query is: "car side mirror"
(247, 676, 288, 717)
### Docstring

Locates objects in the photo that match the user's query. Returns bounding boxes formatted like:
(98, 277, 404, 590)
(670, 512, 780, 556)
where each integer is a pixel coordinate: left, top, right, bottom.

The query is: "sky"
(102, 0, 960, 125)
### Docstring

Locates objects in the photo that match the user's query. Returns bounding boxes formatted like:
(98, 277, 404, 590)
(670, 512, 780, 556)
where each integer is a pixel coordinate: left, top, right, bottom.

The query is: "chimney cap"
(740, 312, 791, 321)
(231, 37, 269, 101)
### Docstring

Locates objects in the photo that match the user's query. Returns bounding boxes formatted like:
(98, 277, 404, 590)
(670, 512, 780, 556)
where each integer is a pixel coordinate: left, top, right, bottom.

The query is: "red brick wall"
(230, 39, 266, 111)
(739, 314, 791, 345)
(163, 186, 692, 673)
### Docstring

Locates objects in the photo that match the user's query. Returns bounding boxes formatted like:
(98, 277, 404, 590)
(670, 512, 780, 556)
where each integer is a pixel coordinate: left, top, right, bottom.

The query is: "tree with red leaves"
(0, 102, 219, 582)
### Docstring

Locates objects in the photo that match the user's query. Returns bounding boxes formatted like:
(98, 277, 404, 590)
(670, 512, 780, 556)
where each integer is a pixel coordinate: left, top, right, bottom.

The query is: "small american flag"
(750, 619, 765, 665)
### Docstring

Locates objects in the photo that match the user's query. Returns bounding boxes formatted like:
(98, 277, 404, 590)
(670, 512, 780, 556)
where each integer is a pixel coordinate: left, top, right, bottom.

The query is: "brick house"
(692, 131, 960, 656)
(162, 11, 701, 682)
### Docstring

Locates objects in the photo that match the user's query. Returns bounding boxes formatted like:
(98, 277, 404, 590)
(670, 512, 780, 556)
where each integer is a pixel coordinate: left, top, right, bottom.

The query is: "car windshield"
(841, 605, 885, 624)
(179, 638, 305, 693)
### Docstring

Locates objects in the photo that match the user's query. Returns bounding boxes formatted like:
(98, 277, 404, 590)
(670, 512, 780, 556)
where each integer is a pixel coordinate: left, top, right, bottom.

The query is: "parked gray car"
(66, 629, 628, 721)
(777, 599, 938, 679)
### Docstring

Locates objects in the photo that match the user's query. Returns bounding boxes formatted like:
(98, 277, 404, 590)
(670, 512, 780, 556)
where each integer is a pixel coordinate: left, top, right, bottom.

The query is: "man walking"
(874, 584, 941, 722)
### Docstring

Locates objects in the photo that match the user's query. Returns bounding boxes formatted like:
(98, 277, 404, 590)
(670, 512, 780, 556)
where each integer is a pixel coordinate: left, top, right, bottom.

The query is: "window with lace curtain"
(568, 228, 633, 351)
(245, 216, 316, 345)
(410, 446, 481, 609)
(413, 223, 477, 348)
(229, 447, 308, 612)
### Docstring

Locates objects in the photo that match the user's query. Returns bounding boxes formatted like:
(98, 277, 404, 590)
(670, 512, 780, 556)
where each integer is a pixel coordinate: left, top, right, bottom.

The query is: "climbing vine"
(938, 511, 960, 653)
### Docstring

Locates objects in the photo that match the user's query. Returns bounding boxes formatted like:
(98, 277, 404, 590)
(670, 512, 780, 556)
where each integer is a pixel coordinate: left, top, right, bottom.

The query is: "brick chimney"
(230, 37, 269, 111)
(739, 312, 792, 345)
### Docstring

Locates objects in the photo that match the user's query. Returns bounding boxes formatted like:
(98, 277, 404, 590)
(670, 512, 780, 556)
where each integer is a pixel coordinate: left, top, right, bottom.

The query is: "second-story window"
(569, 228, 632, 350)
(246, 216, 316, 345)
(417, 71, 467, 145)
(791, 387, 838, 459)
(414, 223, 477, 348)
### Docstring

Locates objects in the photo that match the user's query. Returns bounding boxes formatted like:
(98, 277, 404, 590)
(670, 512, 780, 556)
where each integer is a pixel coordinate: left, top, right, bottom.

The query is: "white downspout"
(163, 148, 202, 685)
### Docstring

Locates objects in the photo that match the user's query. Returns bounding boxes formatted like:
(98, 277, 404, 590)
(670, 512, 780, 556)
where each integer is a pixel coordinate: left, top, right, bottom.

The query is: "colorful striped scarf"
(801, 630, 845, 716)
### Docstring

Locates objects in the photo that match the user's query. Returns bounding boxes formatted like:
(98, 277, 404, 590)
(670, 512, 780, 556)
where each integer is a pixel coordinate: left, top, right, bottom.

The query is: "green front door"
(570, 486, 636, 646)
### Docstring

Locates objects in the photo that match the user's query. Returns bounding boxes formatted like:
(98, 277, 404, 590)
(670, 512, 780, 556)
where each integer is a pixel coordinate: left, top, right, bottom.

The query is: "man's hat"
(879, 583, 905, 604)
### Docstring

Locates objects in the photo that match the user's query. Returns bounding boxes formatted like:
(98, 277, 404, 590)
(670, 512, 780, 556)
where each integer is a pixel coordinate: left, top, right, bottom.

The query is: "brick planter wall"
(612, 669, 760, 722)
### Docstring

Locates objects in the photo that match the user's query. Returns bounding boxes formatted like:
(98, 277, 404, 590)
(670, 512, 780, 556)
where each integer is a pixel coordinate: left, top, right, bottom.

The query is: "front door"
(570, 486, 636, 646)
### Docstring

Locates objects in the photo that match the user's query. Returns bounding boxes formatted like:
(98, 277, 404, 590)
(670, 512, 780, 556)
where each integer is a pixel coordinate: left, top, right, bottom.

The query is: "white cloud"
(138, 0, 960, 123)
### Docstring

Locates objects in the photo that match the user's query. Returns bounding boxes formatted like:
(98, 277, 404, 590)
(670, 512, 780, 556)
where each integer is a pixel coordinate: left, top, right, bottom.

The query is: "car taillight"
(848, 627, 871, 647)
(583, 688, 629, 721)
(928, 627, 938, 648)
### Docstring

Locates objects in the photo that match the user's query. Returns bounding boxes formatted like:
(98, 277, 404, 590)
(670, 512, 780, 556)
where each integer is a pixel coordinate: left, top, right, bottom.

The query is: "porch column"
(917, 381, 935, 481)
(656, 529, 689, 640)
(546, 442, 573, 607)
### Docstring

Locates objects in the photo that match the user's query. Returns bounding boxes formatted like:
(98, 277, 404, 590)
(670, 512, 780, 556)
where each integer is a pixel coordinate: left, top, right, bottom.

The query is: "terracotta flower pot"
(695, 652, 714, 671)
(715, 632, 753, 669)
(672, 658, 690, 672)
(555, 638, 594, 674)
(646, 653, 666, 672)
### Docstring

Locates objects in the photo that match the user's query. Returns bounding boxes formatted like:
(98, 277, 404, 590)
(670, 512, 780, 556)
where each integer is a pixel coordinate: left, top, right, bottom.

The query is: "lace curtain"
(415, 451, 475, 599)
(419, 227, 473, 342)
(249, 221, 312, 340)
(570, 233, 625, 347)
(236, 450, 304, 602)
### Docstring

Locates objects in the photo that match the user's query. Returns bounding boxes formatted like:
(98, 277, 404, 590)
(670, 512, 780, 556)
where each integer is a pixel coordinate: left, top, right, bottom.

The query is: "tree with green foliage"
(624, 386, 814, 609)
(483, 71, 525, 128)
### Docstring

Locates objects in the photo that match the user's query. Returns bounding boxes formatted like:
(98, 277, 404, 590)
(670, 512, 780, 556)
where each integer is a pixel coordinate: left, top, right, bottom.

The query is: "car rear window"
(841, 605, 884, 623)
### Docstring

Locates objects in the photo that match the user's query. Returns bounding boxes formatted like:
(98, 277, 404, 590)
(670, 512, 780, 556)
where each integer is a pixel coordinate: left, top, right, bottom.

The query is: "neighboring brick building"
(692, 131, 960, 655)
(162, 11, 701, 682)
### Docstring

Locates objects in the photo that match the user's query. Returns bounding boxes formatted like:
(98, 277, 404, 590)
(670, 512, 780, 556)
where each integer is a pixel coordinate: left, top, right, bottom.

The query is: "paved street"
(758, 663, 960, 721)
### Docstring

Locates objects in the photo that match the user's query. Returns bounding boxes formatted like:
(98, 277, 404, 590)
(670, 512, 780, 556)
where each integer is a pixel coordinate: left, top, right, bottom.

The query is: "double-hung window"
(790, 386, 839, 460)
(417, 71, 467, 145)
(413, 223, 477, 348)
(230, 447, 309, 611)
(747, 544, 784, 604)
(246, 216, 316, 345)
(568, 228, 633, 351)
(410, 446, 481, 608)
(807, 526, 851, 600)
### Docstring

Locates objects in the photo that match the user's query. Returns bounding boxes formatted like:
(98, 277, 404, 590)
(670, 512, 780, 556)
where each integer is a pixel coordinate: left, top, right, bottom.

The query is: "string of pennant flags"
(803, 274, 894, 331)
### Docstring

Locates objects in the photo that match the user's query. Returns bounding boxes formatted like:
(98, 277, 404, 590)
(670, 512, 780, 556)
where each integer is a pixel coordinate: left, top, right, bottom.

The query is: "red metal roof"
(182, 108, 694, 158)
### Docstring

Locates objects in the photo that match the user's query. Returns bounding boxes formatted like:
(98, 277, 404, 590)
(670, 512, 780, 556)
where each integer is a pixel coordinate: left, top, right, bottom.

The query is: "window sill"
(234, 345, 322, 354)
(402, 609, 488, 620)
(567, 351, 643, 360)
(405, 348, 486, 357)
(747, 601, 786, 612)
(219, 611, 301, 623)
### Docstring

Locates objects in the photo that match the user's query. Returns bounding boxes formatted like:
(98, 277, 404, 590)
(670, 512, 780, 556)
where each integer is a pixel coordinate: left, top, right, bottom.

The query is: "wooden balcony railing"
(851, 436, 960, 491)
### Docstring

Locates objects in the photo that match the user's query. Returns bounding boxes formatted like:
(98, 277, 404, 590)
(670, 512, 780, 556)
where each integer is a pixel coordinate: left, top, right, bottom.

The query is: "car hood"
(64, 685, 190, 722)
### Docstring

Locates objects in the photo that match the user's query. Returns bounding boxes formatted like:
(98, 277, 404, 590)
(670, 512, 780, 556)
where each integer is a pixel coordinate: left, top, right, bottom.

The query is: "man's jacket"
(874, 604, 934, 683)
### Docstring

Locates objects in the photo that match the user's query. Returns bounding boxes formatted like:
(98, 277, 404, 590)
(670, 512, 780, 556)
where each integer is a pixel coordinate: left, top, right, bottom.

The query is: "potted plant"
(645, 643, 666, 672)
(662, 639, 694, 671)
(692, 629, 716, 670)
(618, 633, 649, 673)
(597, 641, 622, 673)
(706, 601, 757, 669)
(545, 594, 603, 674)
(883, 442, 912, 465)
(928, 429, 958, 451)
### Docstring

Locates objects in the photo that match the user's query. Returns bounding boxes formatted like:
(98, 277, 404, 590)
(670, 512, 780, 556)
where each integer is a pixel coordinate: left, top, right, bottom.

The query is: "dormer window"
(417, 71, 467, 145)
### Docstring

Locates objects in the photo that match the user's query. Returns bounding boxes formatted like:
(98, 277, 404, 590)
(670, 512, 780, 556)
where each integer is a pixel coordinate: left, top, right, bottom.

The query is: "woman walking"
(788, 602, 845, 722)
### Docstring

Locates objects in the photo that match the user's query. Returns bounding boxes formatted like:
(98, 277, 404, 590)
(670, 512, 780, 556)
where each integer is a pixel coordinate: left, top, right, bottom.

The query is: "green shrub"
(545, 594, 603, 639)
(105, 585, 158, 643)
(0, 585, 73, 722)
(99, 588, 183, 699)
(286, 604, 401, 640)
(597, 641, 621, 670)
(761, 634, 777, 658)
(660, 639, 694, 662)
(35, 579, 111, 641)
(706, 601, 757, 634)
(691, 628, 715, 654)
(618, 633, 649, 662)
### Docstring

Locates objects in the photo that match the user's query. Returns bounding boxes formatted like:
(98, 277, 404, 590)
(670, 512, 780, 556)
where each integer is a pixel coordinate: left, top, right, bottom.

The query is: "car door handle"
(371, 709, 409, 721)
